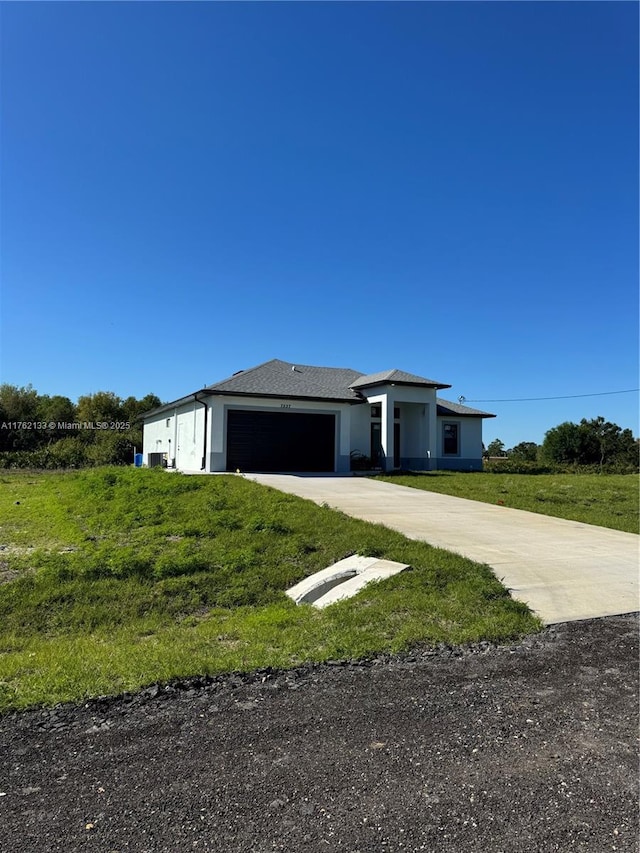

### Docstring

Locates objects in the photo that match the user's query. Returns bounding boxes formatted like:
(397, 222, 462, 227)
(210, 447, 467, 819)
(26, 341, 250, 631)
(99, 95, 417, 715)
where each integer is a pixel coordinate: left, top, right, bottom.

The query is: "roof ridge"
(286, 361, 364, 374)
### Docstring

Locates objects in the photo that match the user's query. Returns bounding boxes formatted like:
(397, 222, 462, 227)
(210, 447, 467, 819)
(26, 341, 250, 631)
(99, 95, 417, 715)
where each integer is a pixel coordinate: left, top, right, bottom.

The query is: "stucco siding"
(360, 384, 438, 406)
(349, 404, 370, 458)
(436, 416, 484, 470)
(176, 403, 206, 471)
(143, 400, 206, 470)
(142, 412, 170, 465)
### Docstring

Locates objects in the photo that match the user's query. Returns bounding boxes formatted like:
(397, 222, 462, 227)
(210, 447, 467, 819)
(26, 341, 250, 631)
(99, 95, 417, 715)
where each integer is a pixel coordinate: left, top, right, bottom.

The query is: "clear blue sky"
(1, 2, 637, 448)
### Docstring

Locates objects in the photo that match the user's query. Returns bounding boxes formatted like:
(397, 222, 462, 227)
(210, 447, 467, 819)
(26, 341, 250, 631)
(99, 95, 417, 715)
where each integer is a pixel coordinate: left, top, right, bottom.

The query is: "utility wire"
(465, 389, 639, 403)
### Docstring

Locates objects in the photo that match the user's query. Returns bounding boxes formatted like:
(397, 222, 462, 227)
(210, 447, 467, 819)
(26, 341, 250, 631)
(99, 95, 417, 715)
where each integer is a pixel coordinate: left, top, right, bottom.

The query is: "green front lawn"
(0, 468, 541, 711)
(376, 471, 639, 533)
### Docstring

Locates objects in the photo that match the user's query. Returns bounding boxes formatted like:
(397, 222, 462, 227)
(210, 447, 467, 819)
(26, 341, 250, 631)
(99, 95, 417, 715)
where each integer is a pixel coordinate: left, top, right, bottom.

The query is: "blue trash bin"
(134, 453, 143, 468)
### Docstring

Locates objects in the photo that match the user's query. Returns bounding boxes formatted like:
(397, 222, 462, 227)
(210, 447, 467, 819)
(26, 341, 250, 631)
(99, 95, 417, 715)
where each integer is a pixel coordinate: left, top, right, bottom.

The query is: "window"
(370, 406, 400, 419)
(443, 423, 459, 455)
(166, 418, 171, 428)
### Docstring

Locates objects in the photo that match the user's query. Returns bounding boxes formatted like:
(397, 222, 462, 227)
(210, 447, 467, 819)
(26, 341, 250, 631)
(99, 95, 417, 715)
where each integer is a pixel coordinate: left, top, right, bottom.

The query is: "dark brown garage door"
(226, 409, 335, 473)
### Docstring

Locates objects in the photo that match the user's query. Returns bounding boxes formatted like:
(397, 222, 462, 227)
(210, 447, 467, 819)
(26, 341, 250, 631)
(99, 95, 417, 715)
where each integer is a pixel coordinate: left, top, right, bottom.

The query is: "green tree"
(75, 391, 124, 449)
(578, 417, 637, 470)
(0, 387, 161, 468)
(36, 395, 77, 444)
(542, 417, 638, 470)
(486, 439, 506, 457)
(120, 394, 162, 423)
(37, 394, 76, 424)
(541, 421, 584, 464)
(76, 391, 123, 424)
(509, 441, 539, 462)
(0, 384, 40, 450)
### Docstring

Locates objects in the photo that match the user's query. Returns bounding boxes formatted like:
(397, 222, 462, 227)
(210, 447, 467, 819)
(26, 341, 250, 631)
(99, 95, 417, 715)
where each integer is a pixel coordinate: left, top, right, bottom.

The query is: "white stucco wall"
(436, 416, 484, 470)
(176, 401, 207, 471)
(359, 386, 438, 469)
(144, 390, 488, 474)
(349, 403, 371, 456)
(143, 400, 207, 471)
(142, 412, 171, 465)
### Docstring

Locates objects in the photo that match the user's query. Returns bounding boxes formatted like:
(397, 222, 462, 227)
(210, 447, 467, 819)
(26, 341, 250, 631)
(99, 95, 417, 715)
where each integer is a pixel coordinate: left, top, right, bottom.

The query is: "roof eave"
(436, 407, 496, 419)
(142, 389, 211, 419)
(193, 389, 360, 404)
(352, 380, 451, 391)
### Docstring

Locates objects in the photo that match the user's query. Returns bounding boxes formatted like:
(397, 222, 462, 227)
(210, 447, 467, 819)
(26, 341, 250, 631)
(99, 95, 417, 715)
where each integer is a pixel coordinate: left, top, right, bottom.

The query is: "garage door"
(226, 409, 336, 473)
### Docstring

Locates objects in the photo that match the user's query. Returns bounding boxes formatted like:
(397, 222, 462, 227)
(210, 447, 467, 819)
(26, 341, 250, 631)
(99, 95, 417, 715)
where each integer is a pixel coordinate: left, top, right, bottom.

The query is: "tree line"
(485, 417, 638, 473)
(0, 384, 162, 468)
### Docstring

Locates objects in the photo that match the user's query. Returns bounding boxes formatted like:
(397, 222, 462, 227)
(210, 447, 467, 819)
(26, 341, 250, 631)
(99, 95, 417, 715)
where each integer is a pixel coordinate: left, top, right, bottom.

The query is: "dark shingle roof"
(436, 398, 496, 418)
(142, 360, 492, 418)
(350, 369, 450, 390)
(206, 359, 364, 402)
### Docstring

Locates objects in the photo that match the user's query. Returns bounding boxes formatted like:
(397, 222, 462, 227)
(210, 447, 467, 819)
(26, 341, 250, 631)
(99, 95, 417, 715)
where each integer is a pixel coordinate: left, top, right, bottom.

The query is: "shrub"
(483, 459, 556, 474)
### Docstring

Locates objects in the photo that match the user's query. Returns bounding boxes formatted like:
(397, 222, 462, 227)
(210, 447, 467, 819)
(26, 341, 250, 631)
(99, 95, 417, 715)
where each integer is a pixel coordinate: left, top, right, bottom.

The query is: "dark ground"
(0, 614, 637, 853)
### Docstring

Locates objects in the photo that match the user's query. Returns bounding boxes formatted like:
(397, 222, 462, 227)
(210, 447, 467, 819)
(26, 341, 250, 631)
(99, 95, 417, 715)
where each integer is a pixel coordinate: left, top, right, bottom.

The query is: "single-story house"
(142, 358, 495, 473)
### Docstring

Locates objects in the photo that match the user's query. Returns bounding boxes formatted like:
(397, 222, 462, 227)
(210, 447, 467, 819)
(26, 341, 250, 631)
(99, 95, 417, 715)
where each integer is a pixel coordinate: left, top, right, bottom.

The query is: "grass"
(376, 471, 639, 534)
(0, 467, 541, 711)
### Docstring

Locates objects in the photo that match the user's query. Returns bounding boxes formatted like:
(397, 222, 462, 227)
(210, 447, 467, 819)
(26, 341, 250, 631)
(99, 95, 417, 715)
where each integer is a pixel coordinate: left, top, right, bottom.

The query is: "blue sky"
(1, 2, 637, 448)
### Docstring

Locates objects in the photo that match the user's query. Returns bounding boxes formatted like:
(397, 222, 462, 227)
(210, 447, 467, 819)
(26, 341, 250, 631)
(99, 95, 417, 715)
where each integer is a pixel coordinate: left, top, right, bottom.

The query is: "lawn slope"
(0, 468, 541, 711)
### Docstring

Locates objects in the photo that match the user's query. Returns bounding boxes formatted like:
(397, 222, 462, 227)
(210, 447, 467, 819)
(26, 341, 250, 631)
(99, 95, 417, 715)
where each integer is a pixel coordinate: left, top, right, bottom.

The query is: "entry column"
(380, 393, 395, 471)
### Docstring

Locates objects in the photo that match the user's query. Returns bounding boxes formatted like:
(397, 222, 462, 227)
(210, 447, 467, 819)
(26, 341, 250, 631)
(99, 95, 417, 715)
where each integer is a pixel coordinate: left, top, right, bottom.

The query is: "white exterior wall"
(436, 416, 484, 471)
(360, 385, 438, 470)
(349, 403, 370, 456)
(143, 401, 207, 471)
(373, 386, 437, 406)
(177, 401, 207, 471)
(396, 402, 421, 463)
(144, 390, 488, 474)
(142, 412, 171, 465)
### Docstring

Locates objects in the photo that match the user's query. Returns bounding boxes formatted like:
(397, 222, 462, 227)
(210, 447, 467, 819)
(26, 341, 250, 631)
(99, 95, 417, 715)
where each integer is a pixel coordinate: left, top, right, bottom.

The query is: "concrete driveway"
(249, 474, 639, 625)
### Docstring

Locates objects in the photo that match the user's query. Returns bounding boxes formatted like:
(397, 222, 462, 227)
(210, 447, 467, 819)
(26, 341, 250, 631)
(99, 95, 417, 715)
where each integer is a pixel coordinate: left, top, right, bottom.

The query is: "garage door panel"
(226, 410, 335, 472)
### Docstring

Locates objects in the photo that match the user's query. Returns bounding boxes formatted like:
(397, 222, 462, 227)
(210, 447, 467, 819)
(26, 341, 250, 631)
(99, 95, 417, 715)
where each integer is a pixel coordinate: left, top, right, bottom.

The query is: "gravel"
(0, 614, 637, 852)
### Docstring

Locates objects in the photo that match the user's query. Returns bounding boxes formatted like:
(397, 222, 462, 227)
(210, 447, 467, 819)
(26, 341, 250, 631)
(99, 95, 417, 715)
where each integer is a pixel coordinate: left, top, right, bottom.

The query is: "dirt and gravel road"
(1, 614, 637, 853)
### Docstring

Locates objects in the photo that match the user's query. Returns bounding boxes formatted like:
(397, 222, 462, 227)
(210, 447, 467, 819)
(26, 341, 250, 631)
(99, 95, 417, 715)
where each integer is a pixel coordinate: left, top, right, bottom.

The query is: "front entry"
(371, 422, 382, 467)
(370, 421, 400, 469)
